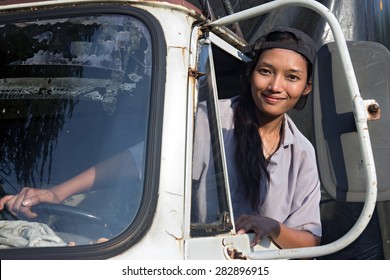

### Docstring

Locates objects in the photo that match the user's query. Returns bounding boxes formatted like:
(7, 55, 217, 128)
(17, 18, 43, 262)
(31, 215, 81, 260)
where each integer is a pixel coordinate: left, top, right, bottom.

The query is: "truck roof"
(0, 0, 201, 12)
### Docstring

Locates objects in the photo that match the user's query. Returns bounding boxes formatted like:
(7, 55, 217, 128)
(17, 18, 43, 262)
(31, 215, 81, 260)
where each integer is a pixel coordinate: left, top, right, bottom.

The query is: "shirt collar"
(266, 114, 296, 173)
(281, 114, 296, 147)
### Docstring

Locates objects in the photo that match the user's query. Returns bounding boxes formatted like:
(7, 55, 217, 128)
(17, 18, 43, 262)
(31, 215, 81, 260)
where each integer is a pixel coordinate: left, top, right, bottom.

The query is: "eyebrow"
(257, 61, 305, 73)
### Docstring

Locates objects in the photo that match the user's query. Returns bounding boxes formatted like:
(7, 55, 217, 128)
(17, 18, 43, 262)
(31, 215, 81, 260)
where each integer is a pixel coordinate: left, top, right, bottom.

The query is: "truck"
(0, 0, 388, 260)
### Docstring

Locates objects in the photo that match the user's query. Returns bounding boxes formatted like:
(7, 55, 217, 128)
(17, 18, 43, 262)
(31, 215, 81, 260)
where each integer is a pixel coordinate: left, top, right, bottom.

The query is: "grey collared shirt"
(193, 97, 322, 237)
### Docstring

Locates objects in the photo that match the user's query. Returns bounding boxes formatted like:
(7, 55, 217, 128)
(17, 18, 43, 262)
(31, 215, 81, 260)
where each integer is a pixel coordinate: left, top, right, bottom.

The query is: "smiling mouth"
(262, 93, 285, 102)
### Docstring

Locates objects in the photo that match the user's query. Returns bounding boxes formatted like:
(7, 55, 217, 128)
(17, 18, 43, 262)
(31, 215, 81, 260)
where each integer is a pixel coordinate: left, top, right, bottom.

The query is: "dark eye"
(258, 68, 271, 75)
(287, 74, 299, 81)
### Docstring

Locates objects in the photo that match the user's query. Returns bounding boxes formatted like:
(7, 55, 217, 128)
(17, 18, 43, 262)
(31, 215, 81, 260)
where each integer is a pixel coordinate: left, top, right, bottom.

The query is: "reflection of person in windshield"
(0, 149, 138, 219)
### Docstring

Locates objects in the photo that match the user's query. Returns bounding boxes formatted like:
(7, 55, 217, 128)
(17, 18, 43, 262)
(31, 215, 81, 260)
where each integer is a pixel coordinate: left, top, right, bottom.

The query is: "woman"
(193, 27, 321, 249)
(231, 27, 321, 248)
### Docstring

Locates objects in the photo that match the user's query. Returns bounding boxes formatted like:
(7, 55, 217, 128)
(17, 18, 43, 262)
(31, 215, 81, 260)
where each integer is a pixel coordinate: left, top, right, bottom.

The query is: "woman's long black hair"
(233, 31, 313, 212)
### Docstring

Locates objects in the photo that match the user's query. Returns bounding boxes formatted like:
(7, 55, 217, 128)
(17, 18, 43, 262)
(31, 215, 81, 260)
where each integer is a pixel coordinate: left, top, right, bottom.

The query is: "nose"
(267, 75, 284, 92)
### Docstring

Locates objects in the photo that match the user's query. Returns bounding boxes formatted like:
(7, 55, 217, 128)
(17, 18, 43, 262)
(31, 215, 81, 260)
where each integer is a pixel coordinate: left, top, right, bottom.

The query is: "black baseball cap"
(246, 27, 316, 65)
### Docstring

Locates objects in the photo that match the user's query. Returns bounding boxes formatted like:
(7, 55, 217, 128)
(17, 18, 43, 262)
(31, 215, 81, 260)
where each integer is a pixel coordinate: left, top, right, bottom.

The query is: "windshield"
(0, 14, 152, 247)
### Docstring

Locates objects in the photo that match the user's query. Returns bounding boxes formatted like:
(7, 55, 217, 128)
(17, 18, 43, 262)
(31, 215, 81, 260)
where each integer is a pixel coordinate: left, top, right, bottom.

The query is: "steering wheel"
(31, 203, 116, 241)
(0, 202, 110, 241)
(30, 203, 104, 225)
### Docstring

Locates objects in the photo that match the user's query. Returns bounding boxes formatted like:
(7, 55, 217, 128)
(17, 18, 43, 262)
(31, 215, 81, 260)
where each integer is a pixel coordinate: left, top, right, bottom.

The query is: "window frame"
(190, 31, 250, 237)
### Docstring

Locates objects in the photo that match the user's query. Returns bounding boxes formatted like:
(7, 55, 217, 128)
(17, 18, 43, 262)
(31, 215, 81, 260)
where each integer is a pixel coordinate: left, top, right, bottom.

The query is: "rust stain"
(226, 248, 246, 260)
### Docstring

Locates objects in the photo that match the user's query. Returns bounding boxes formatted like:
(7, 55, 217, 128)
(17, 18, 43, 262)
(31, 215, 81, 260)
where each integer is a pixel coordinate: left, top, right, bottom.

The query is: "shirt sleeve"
(284, 147, 322, 237)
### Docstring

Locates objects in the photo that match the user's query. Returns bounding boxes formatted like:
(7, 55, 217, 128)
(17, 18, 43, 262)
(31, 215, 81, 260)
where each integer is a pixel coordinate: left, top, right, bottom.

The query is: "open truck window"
(191, 38, 233, 236)
(191, 34, 249, 236)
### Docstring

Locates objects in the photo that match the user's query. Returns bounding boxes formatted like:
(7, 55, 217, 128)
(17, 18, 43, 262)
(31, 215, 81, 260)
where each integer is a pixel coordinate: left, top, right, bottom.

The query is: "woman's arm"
(0, 149, 138, 218)
(271, 222, 321, 248)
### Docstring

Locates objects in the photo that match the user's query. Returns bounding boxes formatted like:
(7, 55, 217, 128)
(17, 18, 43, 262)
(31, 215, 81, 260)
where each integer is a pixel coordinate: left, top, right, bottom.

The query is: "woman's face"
(251, 48, 312, 118)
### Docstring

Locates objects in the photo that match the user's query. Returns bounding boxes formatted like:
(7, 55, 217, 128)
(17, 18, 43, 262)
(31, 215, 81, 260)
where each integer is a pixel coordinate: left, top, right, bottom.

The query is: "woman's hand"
(235, 214, 281, 247)
(0, 187, 60, 219)
(236, 214, 320, 249)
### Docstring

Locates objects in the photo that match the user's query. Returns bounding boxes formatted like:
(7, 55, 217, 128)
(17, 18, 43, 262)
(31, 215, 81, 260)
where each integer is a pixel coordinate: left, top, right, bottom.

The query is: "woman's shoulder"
(284, 114, 316, 157)
(218, 96, 240, 116)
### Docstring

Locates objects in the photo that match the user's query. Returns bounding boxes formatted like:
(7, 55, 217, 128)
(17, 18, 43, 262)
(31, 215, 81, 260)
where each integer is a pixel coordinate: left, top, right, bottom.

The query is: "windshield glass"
(0, 14, 152, 247)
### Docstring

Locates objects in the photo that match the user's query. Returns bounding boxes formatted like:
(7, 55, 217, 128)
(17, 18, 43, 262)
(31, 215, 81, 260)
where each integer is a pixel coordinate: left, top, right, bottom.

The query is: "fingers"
(20, 206, 39, 219)
(22, 192, 46, 207)
(11, 188, 29, 214)
(235, 214, 254, 234)
(0, 195, 14, 211)
(235, 215, 281, 247)
(1, 187, 56, 219)
(10, 202, 38, 219)
(2, 188, 44, 219)
(250, 233, 262, 247)
(3, 196, 20, 218)
(235, 215, 265, 247)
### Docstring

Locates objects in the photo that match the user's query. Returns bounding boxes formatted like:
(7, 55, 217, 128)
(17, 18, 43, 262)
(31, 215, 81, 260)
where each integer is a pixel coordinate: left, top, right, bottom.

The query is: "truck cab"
(0, 0, 388, 260)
